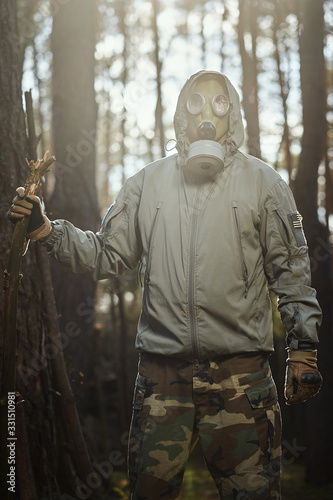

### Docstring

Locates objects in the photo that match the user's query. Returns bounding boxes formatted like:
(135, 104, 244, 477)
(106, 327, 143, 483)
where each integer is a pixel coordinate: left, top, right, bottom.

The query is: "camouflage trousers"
(128, 352, 281, 499)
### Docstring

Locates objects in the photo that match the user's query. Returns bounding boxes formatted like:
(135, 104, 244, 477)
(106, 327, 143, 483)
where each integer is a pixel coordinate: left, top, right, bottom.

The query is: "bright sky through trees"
(20, 0, 332, 204)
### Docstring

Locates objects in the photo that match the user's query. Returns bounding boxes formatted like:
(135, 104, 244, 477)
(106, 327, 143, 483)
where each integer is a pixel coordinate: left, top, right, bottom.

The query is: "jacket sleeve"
(259, 178, 322, 349)
(42, 174, 143, 281)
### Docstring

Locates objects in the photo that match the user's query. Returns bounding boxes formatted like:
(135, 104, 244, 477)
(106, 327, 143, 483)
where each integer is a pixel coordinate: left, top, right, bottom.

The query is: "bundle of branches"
(2, 152, 55, 401)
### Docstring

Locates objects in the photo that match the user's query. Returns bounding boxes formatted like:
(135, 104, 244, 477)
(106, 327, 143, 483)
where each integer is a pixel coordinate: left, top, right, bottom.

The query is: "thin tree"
(49, 0, 100, 420)
(117, 0, 130, 185)
(1, 3, 98, 497)
(0, 2, 44, 497)
(198, 0, 207, 68)
(220, 2, 229, 72)
(237, 0, 261, 158)
(152, 0, 166, 158)
(294, 0, 333, 484)
(272, 0, 292, 180)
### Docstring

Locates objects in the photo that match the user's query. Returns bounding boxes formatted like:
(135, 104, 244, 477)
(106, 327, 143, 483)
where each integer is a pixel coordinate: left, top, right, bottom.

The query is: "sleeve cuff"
(40, 220, 64, 253)
(287, 339, 316, 351)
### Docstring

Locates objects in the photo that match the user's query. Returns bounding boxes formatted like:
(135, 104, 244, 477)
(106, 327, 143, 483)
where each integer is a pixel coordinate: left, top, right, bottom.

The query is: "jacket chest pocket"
(101, 202, 127, 235)
(232, 201, 249, 298)
(145, 202, 163, 284)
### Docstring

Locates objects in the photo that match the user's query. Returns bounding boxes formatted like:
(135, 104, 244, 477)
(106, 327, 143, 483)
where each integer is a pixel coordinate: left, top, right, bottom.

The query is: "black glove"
(7, 187, 52, 241)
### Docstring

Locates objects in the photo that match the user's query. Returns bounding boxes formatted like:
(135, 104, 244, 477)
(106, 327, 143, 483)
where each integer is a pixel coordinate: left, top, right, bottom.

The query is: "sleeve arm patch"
(288, 211, 307, 247)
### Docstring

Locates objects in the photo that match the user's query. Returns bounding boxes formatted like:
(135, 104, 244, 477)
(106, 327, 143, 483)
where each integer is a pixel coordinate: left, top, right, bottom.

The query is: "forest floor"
(113, 454, 333, 499)
(177, 460, 333, 499)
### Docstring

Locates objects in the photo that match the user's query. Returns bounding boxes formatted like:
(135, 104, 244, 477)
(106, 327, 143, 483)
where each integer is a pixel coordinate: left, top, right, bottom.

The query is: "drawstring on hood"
(173, 70, 245, 169)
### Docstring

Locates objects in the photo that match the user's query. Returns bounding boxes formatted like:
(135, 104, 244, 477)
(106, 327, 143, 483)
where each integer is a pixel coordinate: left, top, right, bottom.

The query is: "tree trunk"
(50, 0, 100, 420)
(272, 0, 292, 179)
(220, 3, 228, 72)
(119, 0, 129, 185)
(294, 0, 333, 484)
(237, 0, 261, 158)
(0, 2, 54, 497)
(199, 0, 207, 69)
(152, 0, 166, 158)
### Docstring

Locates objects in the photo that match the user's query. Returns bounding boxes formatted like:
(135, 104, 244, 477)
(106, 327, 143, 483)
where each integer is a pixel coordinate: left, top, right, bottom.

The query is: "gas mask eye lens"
(187, 92, 205, 115)
(212, 93, 229, 116)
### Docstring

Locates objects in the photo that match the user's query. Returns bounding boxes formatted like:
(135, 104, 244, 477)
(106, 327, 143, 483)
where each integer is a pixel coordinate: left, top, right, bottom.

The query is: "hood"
(173, 70, 244, 168)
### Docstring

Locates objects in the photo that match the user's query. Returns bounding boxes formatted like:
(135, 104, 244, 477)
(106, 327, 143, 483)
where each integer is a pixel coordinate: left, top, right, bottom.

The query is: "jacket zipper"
(274, 208, 292, 267)
(189, 183, 202, 365)
(145, 202, 162, 284)
(232, 201, 249, 298)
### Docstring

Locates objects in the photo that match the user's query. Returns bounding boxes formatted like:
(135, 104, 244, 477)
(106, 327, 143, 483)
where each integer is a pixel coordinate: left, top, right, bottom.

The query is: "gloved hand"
(285, 349, 322, 405)
(7, 187, 52, 241)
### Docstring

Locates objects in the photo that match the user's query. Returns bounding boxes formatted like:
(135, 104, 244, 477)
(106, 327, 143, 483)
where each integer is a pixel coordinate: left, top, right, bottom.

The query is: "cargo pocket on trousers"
(244, 375, 277, 409)
(244, 375, 281, 465)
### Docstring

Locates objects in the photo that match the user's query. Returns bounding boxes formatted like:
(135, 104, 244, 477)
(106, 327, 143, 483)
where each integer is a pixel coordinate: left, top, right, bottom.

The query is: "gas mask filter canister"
(186, 139, 225, 177)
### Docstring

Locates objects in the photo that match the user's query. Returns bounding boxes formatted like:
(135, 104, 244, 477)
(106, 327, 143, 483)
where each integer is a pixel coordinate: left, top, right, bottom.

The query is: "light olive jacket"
(45, 71, 321, 362)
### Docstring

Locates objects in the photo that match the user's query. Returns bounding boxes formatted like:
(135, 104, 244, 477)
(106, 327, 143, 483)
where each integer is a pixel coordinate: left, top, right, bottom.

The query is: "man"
(9, 70, 322, 499)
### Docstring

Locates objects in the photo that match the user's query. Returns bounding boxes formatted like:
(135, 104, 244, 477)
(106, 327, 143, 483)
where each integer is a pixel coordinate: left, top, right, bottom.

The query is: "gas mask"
(185, 77, 230, 177)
